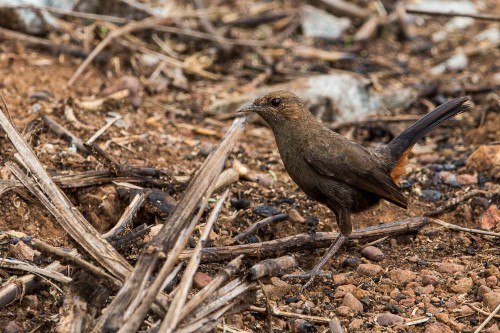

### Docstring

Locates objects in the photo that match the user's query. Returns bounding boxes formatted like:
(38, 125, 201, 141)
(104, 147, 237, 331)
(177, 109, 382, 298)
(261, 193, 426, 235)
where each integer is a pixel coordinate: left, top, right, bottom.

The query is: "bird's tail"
(387, 97, 471, 180)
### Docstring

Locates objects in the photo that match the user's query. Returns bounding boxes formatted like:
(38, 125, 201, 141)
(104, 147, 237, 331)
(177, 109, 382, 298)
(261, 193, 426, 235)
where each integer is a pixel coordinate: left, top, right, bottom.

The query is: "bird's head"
(237, 90, 311, 126)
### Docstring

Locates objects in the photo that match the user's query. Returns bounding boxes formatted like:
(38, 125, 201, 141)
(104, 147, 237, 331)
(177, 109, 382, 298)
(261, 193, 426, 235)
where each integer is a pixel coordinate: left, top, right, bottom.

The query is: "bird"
(238, 91, 471, 290)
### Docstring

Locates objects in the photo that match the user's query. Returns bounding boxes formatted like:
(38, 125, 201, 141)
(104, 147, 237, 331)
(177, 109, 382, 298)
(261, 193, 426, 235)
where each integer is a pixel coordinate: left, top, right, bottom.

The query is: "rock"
(420, 189, 442, 202)
(332, 274, 348, 286)
(376, 313, 405, 326)
(360, 246, 385, 262)
(439, 171, 460, 187)
(288, 209, 305, 223)
(450, 277, 473, 293)
(342, 292, 363, 314)
(388, 269, 417, 287)
(263, 278, 292, 301)
(208, 74, 417, 124)
(435, 262, 465, 274)
(479, 205, 500, 231)
(341, 256, 360, 268)
(416, 284, 434, 295)
(3, 321, 22, 333)
(422, 274, 440, 286)
(477, 285, 493, 301)
(301, 5, 351, 40)
(23, 295, 38, 309)
(485, 324, 500, 333)
(348, 318, 363, 331)
(193, 272, 212, 289)
(431, 53, 468, 75)
(408, 0, 477, 14)
(336, 305, 353, 317)
(357, 263, 383, 277)
(425, 322, 453, 333)
(466, 145, 500, 177)
(334, 285, 356, 299)
(483, 292, 500, 311)
(457, 173, 478, 186)
(287, 318, 316, 333)
(476, 27, 500, 43)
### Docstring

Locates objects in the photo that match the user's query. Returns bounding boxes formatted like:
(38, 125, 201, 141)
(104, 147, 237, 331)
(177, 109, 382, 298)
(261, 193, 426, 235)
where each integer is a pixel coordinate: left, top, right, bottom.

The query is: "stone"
(420, 189, 442, 202)
(485, 324, 500, 333)
(438, 171, 460, 187)
(3, 321, 22, 333)
(416, 284, 434, 295)
(450, 277, 473, 293)
(264, 278, 293, 301)
(479, 205, 500, 231)
(486, 276, 498, 288)
(342, 292, 363, 314)
(435, 262, 465, 274)
(357, 263, 383, 277)
(336, 305, 353, 317)
(457, 173, 477, 185)
(193, 272, 212, 289)
(477, 285, 493, 301)
(388, 269, 417, 287)
(422, 274, 440, 286)
(466, 145, 500, 176)
(376, 313, 405, 326)
(360, 246, 385, 262)
(424, 322, 453, 333)
(23, 295, 38, 309)
(288, 209, 305, 223)
(483, 292, 500, 311)
(334, 285, 356, 299)
(348, 318, 363, 331)
(301, 5, 351, 40)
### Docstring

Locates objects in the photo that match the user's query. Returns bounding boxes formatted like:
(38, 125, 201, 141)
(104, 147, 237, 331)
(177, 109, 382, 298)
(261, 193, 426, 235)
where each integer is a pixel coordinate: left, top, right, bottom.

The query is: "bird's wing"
(302, 134, 408, 209)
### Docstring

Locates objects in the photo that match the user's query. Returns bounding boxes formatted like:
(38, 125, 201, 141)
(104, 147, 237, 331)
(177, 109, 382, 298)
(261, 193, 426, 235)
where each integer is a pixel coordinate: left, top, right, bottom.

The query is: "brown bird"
(238, 91, 471, 289)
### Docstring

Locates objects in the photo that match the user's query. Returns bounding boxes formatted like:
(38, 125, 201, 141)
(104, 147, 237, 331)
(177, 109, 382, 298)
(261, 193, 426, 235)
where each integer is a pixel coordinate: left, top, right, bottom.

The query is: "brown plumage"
(238, 90, 471, 289)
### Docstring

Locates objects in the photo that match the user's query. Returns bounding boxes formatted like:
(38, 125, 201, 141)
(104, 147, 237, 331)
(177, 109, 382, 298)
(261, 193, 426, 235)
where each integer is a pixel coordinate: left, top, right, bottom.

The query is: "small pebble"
(457, 173, 477, 185)
(388, 269, 417, 287)
(376, 313, 405, 326)
(450, 277, 473, 294)
(439, 171, 460, 187)
(348, 318, 363, 331)
(422, 274, 440, 286)
(356, 263, 382, 277)
(3, 321, 22, 333)
(342, 292, 363, 314)
(425, 322, 453, 333)
(288, 209, 305, 223)
(360, 246, 385, 262)
(193, 272, 212, 289)
(230, 198, 250, 210)
(478, 205, 500, 231)
(341, 256, 360, 269)
(485, 324, 500, 333)
(435, 262, 465, 274)
(483, 292, 500, 311)
(420, 189, 442, 202)
(477, 285, 492, 301)
(336, 305, 353, 318)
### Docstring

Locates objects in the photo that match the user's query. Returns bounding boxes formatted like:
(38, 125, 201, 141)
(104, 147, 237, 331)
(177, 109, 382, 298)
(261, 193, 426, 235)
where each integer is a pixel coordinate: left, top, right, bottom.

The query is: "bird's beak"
(237, 103, 264, 113)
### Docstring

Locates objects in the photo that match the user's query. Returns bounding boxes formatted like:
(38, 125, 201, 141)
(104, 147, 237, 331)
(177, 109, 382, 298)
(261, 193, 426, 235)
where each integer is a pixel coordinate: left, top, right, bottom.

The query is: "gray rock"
(301, 5, 351, 40)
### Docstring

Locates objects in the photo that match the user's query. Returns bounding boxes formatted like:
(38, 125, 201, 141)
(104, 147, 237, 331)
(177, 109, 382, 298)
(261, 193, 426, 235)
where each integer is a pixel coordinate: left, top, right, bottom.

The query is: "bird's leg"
(291, 210, 352, 291)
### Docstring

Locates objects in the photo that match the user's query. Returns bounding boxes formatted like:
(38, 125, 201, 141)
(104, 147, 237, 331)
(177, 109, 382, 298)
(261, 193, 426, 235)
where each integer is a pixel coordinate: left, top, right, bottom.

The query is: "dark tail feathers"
(388, 97, 472, 163)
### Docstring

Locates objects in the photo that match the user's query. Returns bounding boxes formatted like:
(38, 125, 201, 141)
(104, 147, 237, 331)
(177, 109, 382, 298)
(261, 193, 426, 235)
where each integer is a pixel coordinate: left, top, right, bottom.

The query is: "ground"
(0, 1, 499, 332)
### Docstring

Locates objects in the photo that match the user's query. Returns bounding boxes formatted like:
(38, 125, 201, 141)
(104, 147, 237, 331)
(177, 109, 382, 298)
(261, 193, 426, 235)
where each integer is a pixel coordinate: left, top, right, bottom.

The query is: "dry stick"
(179, 255, 244, 323)
(406, 8, 500, 21)
(161, 189, 230, 332)
(474, 303, 500, 333)
(0, 106, 131, 281)
(0, 27, 107, 61)
(193, 0, 232, 52)
(431, 219, 500, 237)
(178, 301, 238, 333)
(0, 258, 71, 283)
(92, 117, 245, 332)
(57, 290, 88, 333)
(312, 0, 370, 18)
(468, 303, 500, 319)
(67, 16, 168, 86)
(41, 115, 90, 154)
(30, 238, 121, 289)
(86, 114, 122, 145)
(425, 190, 488, 217)
(233, 213, 289, 242)
(102, 191, 149, 240)
(180, 217, 428, 262)
(249, 306, 331, 324)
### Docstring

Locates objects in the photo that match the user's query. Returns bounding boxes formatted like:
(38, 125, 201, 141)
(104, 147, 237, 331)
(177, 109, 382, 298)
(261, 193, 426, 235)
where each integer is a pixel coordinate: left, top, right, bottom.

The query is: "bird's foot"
(283, 270, 332, 291)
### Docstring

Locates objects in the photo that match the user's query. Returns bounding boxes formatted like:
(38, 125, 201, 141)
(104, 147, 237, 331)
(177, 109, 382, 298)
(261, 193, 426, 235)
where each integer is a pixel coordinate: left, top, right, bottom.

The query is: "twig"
(179, 255, 244, 323)
(474, 303, 500, 333)
(93, 118, 245, 332)
(160, 189, 230, 332)
(234, 213, 288, 242)
(0, 102, 131, 280)
(178, 301, 239, 333)
(67, 16, 169, 86)
(425, 190, 488, 217)
(193, 0, 232, 52)
(406, 317, 430, 326)
(406, 8, 500, 21)
(248, 256, 297, 280)
(102, 191, 149, 240)
(249, 306, 331, 323)
(311, 0, 370, 19)
(41, 115, 90, 154)
(468, 303, 500, 319)
(180, 217, 428, 262)
(0, 258, 71, 283)
(431, 219, 500, 237)
(86, 114, 122, 145)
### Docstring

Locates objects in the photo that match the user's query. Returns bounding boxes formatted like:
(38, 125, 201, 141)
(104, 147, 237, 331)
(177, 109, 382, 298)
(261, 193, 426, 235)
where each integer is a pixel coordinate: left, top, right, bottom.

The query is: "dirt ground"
(0, 0, 499, 332)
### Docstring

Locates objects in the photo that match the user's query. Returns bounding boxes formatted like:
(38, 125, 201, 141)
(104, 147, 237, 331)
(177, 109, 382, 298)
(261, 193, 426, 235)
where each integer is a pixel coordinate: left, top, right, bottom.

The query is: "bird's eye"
(271, 98, 282, 107)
